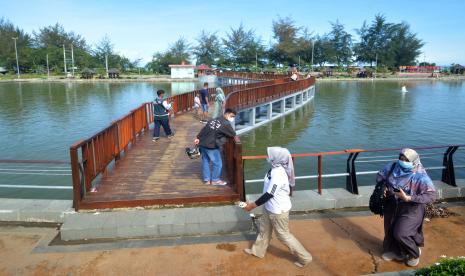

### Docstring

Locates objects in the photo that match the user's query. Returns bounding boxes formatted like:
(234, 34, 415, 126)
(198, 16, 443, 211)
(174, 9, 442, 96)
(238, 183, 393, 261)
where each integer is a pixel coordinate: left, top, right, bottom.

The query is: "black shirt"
(197, 117, 236, 149)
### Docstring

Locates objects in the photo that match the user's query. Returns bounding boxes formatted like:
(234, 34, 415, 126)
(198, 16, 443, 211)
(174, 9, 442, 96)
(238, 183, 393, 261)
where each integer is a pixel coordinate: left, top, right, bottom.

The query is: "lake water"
(0, 80, 464, 198)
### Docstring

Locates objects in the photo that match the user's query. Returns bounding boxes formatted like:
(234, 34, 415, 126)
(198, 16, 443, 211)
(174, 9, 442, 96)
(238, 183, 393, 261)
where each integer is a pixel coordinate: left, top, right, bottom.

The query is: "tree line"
(0, 15, 424, 75)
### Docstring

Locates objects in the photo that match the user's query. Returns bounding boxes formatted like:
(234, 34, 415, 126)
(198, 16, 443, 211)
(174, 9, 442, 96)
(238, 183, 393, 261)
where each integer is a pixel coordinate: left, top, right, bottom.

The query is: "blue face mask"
(398, 160, 414, 170)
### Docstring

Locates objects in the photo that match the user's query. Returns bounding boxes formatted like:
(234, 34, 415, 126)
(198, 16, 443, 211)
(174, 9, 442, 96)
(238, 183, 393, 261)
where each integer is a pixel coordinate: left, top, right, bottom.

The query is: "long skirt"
(383, 196, 426, 258)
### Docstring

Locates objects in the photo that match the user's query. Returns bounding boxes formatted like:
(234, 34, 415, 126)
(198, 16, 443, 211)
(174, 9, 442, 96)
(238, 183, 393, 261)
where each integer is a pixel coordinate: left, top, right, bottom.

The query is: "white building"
(169, 62, 195, 79)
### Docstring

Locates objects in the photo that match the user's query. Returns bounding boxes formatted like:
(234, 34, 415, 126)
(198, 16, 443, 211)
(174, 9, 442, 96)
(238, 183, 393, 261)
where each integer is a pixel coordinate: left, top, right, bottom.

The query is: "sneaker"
(406, 256, 420, 267)
(382, 252, 405, 261)
(200, 120, 208, 124)
(211, 180, 227, 186)
(167, 134, 174, 139)
(244, 248, 253, 255)
(152, 137, 159, 141)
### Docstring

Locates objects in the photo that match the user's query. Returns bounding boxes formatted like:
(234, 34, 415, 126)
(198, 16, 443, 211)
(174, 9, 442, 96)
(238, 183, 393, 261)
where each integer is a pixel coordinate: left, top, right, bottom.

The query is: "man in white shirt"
(152, 89, 173, 141)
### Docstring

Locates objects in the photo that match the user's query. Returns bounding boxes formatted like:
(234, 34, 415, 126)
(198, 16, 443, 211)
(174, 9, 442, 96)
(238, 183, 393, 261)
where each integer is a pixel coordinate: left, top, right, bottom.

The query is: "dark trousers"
(383, 196, 425, 258)
(153, 117, 172, 137)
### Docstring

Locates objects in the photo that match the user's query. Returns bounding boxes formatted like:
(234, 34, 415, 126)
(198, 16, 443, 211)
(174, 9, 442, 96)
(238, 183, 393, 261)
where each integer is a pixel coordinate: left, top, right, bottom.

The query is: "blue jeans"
(201, 103, 209, 112)
(199, 147, 222, 182)
(153, 117, 172, 137)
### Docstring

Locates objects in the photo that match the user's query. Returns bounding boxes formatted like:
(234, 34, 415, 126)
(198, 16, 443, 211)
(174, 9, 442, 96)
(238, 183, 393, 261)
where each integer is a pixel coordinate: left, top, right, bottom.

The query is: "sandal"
(211, 180, 227, 186)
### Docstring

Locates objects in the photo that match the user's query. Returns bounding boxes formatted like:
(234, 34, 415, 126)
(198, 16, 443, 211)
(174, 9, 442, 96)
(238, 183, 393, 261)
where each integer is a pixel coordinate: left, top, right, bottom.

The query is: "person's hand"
(383, 187, 387, 197)
(244, 201, 257, 212)
(395, 189, 412, 202)
(194, 138, 199, 145)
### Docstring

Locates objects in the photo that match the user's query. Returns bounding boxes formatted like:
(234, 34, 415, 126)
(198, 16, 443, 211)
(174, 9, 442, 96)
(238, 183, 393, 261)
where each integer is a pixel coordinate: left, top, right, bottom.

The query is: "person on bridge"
(243, 147, 313, 268)
(212, 87, 225, 119)
(152, 89, 173, 141)
(377, 148, 436, 267)
(200, 82, 209, 123)
(194, 108, 236, 186)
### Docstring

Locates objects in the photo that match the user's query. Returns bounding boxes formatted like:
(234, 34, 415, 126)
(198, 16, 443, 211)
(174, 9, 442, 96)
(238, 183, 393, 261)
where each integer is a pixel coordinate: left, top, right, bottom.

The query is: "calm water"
(241, 80, 465, 193)
(0, 80, 464, 198)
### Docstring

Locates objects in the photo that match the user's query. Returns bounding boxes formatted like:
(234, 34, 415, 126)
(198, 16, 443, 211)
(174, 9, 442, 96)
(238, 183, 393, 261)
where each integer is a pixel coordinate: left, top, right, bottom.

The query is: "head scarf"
(378, 148, 435, 196)
(267, 147, 295, 187)
(215, 87, 225, 102)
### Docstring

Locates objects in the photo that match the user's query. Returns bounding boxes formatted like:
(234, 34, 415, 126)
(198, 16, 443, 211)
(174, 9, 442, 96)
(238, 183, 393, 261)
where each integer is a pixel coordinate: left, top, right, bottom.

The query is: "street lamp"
(12, 37, 20, 78)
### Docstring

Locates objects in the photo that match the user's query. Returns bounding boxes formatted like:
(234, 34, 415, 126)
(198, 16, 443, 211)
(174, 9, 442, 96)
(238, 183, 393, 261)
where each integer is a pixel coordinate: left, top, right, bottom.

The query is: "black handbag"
(369, 163, 396, 217)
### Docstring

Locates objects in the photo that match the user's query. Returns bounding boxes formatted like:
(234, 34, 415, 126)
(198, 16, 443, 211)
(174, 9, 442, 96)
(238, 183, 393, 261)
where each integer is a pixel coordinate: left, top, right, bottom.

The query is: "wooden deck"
(79, 111, 239, 209)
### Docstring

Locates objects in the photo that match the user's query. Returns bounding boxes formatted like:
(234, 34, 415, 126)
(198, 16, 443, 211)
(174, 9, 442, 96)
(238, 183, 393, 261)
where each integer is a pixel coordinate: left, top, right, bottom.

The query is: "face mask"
(266, 157, 273, 164)
(398, 160, 414, 170)
(228, 117, 235, 123)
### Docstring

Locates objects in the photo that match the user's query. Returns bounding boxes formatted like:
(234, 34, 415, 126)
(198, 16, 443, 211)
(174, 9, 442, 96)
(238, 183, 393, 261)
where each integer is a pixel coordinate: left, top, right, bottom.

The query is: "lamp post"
(12, 37, 20, 78)
(311, 40, 314, 72)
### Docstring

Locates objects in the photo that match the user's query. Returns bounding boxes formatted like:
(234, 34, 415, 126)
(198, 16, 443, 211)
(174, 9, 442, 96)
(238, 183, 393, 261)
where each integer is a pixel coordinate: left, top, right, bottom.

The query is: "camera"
(185, 146, 200, 159)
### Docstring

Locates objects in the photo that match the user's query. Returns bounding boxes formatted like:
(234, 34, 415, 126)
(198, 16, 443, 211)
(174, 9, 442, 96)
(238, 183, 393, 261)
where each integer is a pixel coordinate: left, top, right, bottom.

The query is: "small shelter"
(169, 61, 195, 79)
(450, 64, 465, 75)
(196, 64, 212, 77)
(0, 66, 7, 75)
(80, 68, 95, 79)
(108, 68, 120, 79)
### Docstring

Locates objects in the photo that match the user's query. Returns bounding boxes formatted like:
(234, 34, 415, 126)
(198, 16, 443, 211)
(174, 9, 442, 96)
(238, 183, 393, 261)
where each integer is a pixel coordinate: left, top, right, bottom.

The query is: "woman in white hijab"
(243, 147, 312, 268)
(212, 87, 225, 119)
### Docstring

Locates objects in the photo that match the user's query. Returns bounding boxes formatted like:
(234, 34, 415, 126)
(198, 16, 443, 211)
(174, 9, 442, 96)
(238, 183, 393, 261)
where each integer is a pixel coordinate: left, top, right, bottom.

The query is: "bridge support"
(234, 86, 315, 135)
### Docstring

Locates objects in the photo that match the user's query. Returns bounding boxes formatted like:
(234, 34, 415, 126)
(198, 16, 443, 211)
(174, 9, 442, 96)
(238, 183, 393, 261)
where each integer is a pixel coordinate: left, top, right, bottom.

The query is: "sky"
(1, 0, 464, 66)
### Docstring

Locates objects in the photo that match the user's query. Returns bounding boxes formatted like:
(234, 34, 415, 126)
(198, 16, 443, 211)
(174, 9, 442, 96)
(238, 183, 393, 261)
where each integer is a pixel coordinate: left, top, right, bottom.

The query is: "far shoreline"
(1, 74, 464, 83)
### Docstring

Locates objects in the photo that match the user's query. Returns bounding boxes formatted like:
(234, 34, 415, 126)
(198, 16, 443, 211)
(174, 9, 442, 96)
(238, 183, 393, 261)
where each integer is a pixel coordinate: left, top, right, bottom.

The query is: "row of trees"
(146, 15, 424, 74)
(1, 15, 424, 75)
(0, 18, 140, 74)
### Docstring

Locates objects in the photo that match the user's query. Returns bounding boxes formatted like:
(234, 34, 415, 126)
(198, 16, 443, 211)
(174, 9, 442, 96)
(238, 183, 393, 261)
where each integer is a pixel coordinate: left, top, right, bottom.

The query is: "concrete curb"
(60, 205, 251, 241)
(0, 199, 73, 223)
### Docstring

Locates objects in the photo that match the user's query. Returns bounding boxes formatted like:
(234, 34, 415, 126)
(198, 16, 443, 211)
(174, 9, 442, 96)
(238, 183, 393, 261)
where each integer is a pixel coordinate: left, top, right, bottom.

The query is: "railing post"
(131, 111, 136, 145)
(317, 155, 322, 195)
(70, 146, 81, 211)
(234, 138, 245, 201)
(441, 146, 458, 186)
(348, 152, 360, 194)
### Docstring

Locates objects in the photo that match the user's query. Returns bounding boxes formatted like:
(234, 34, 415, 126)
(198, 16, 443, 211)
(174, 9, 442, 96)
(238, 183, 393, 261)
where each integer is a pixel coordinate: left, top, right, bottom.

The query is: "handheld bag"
(369, 163, 396, 217)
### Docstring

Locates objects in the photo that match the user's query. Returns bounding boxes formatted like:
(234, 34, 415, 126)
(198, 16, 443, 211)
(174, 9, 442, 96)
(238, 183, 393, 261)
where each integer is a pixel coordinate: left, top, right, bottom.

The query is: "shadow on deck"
(80, 111, 239, 210)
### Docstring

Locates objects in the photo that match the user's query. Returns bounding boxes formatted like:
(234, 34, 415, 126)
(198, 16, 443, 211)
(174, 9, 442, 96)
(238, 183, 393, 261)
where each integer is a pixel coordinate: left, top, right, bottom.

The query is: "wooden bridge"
(70, 73, 316, 211)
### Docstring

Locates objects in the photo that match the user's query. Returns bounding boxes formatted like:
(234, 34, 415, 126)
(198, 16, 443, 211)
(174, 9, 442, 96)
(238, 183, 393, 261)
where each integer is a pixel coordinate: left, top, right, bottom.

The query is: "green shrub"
(416, 256, 465, 275)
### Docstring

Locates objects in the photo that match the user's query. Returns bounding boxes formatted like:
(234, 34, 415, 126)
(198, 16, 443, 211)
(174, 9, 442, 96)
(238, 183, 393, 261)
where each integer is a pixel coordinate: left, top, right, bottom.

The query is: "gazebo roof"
(196, 64, 211, 70)
(108, 68, 120, 73)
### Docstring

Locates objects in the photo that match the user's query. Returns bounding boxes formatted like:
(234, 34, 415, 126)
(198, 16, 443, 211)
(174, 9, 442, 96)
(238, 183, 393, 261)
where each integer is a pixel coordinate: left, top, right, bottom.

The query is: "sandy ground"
(0, 206, 464, 276)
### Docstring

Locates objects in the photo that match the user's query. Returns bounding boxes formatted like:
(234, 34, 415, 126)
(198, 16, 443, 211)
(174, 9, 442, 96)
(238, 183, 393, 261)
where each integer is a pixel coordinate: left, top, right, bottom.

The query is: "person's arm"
(194, 126, 207, 145)
(244, 170, 284, 212)
(218, 122, 236, 138)
(395, 189, 436, 204)
(162, 100, 172, 110)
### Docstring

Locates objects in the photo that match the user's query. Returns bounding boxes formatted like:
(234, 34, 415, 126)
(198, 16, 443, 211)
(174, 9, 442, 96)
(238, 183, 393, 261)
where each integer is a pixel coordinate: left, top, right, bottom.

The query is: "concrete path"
(1, 205, 464, 275)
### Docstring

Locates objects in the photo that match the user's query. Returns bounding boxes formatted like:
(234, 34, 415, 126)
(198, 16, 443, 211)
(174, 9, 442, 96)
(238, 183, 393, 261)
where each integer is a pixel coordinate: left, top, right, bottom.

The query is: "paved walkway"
(81, 110, 238, 209)
(1, 205, 464, 275)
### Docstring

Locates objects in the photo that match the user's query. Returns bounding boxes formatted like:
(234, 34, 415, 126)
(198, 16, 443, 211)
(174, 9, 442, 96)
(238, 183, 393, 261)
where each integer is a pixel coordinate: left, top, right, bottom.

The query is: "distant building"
(169, 61, 195, 79)
(80, 68, 95, 79)
(0, 67, 7, 75)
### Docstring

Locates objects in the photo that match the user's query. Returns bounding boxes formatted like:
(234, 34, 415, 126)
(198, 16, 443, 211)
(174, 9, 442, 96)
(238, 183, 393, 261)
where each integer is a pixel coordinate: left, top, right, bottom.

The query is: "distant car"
(0, 67, 7, 75)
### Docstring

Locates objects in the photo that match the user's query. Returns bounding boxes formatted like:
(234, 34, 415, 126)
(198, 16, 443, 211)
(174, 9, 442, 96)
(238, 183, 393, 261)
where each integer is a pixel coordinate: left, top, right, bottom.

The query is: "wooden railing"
(225, 77, 315, 111)
(217, 71, 288, 80)
(223, 136, 245, 201)
(70, 103, 152, 209)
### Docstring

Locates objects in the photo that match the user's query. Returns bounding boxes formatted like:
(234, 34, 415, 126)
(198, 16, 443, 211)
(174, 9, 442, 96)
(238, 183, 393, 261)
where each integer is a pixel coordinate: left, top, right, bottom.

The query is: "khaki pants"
(250, 208, 312, 265)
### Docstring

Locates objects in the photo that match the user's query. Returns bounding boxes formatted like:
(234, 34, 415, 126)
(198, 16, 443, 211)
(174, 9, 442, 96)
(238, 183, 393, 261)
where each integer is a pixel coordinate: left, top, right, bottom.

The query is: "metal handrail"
(242, 144, 465, 195)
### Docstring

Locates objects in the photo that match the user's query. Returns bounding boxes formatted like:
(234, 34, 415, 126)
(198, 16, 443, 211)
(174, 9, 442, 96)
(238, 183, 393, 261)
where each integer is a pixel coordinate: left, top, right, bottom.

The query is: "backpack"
(369, 163, 396, 217)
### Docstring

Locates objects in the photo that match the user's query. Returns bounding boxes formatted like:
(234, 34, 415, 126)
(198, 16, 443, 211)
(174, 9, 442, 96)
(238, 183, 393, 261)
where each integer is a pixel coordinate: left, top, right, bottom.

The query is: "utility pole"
(63, 44, 67, 75)
(311, 40, 314, 72)
(105, 54, 109, 78)
(255, 52, 258, 72)
(12, 37, 20, 78)
(298, 56, 301, 69)
(46, 54, 50, 79)
(71, 44, 75, 77)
